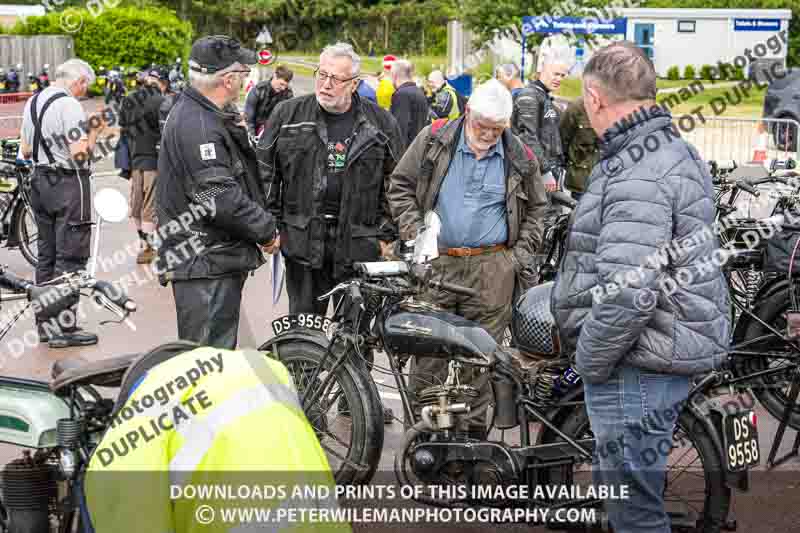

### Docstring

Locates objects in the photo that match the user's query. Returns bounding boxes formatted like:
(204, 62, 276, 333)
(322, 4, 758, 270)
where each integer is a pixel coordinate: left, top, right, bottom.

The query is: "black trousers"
(172, 273, 247, 350)
(29, 167, 92, 327)
(284, 220, 339, 315)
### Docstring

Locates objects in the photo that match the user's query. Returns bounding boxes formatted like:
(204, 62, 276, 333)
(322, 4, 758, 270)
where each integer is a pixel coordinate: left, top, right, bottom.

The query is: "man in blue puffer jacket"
(551, 41, 731, 533)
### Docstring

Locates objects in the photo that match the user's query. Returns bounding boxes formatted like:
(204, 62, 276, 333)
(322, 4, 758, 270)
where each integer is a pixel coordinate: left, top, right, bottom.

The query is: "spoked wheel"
(734, 285, 800, 430)
(262, 340, 384, 485)
(540, 406, 731, 533)
(14, 203, 37, 267)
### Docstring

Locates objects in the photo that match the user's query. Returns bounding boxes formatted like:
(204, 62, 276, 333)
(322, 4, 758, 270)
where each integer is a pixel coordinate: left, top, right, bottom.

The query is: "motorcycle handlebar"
(92, 280, 137, 313)
(736, 180, 759, 196)
(550, 191, 577, 210)
(0, 268, 32, 292)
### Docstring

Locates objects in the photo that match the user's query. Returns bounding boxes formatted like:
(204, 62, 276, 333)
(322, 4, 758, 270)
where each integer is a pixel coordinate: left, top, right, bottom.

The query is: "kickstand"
(766, 366, 800, 468)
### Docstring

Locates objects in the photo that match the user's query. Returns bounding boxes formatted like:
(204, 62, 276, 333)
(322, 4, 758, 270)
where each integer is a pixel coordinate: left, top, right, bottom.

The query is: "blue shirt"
(511, 88, 523, 98)
(435, 127, 508, 248)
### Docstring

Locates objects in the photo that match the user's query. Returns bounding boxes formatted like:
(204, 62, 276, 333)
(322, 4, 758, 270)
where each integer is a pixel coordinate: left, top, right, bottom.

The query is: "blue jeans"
(584, 365, 691, 533)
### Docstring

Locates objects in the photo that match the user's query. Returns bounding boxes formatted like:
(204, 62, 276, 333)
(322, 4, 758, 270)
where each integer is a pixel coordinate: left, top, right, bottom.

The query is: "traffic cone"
(751, 130, 768, 163)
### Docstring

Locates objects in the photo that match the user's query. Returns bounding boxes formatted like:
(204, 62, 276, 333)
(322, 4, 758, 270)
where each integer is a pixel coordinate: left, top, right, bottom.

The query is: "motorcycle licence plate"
(722, 410, 760, 471)
(271, 313, 332, 337)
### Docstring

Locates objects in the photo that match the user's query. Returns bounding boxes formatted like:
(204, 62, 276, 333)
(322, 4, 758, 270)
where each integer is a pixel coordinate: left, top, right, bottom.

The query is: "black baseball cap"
(189, 35, 257, 74)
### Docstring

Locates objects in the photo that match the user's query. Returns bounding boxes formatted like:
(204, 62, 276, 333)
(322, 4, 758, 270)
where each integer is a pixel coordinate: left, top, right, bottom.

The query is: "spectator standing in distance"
(19, 59, 105, 348)
(551, 42, 731, 533)
(495, 63, 525, 98)
(376, 54, 397, 110)
(560, 97, 600, 202)
(158, 75, 181, 136)
(156, 35, 277, 349)
(389, 59, 429, 149)
(127, 65, 169, 264)
(243, 64, 294, 140)
(428, 70, 463, 120)
(511, 52, 569, 192)
(388, 79, 547, 437)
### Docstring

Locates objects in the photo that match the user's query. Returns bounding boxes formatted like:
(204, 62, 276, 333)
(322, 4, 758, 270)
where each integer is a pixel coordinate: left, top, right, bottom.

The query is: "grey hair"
(188, 62, 242, 91)
(495, 63, 520, 79)
(392, 59, 413, 80)
(55, 59, 96, 85)
(582, 41, 656, 104)
(319, 42, 361, 77)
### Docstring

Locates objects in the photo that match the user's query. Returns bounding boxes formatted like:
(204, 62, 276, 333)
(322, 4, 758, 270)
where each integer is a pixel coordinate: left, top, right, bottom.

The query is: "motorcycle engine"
(2, 452, 59, 533)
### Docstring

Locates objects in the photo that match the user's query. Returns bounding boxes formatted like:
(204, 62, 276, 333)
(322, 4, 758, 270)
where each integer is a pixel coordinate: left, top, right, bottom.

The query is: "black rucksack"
(454, 90, 467, 115)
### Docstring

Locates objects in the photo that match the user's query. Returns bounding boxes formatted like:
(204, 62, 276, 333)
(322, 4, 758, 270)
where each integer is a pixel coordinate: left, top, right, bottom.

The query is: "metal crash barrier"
(681, 116, 800, 165)
(0, 92, 33, 105)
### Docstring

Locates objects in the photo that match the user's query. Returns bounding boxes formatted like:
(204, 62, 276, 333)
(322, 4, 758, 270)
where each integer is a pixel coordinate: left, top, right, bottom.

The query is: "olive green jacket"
(560, 98, 600, 193)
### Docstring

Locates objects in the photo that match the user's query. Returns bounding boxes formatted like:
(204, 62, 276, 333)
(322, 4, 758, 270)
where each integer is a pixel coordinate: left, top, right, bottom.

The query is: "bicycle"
(0, 139, 38, 267)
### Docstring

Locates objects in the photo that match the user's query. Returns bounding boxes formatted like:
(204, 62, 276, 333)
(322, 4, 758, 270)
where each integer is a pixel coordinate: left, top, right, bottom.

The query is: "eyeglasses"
(314, 68, 358, 87)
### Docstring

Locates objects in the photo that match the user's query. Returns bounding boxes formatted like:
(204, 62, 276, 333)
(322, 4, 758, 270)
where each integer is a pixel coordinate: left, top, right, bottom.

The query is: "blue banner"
(522, 16, 628, 36)
(733, 18, 781, 32)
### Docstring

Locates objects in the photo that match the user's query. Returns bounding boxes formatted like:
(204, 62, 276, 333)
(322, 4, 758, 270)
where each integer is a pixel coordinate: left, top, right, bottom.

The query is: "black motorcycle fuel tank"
(383, 310, 497, 362)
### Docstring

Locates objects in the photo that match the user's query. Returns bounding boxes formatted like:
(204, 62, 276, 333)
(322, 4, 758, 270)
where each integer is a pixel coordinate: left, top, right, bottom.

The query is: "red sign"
(258, 49, 274, 66)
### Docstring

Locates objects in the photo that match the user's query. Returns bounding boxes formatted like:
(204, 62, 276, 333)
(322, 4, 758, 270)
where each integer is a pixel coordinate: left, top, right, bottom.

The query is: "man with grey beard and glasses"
(257, 42, 404, 424)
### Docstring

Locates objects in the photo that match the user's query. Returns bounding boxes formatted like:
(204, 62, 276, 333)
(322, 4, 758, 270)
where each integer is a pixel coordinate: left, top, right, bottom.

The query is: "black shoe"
(48, 330, 98, 348)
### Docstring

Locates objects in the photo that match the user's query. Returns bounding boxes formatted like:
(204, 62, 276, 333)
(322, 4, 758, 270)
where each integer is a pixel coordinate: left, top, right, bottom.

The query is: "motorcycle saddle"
(50, 353, 142, 394)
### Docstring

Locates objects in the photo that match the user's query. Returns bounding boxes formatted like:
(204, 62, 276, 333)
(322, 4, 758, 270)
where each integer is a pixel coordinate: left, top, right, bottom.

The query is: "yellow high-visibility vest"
(84, 347, 351, 533)
(376, 77, 395, 110)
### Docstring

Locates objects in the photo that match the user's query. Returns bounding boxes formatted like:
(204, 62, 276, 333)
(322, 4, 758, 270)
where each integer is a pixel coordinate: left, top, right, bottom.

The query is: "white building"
(0, 4, 45, 29)
(527, 8, 792, 79)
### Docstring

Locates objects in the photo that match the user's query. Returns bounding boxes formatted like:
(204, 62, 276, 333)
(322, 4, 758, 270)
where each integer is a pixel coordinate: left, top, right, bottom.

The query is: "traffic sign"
(258, 49, 274, 66)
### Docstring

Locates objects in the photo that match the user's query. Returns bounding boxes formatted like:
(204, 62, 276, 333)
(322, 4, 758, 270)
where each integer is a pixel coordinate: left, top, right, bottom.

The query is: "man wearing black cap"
(125, 65, 169, 263)
(156, 36, 277, 349)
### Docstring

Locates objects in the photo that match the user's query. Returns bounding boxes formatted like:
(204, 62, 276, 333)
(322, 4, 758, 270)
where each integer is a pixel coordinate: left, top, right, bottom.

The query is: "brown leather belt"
(439, 244, 507, 257)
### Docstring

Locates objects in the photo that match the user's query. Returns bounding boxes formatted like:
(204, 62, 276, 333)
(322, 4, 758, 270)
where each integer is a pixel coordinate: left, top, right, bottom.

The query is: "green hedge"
(10, 6, 192, 90)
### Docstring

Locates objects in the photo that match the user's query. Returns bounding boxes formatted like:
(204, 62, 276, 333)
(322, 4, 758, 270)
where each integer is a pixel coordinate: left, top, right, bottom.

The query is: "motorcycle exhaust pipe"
(491, 374, 519, 429)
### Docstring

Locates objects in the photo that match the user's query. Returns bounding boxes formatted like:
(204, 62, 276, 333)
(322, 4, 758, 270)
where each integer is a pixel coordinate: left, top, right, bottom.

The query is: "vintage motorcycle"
(0, 187, 138, 532)
(265, 211, 756, 531)
(0, 141, 38, 267)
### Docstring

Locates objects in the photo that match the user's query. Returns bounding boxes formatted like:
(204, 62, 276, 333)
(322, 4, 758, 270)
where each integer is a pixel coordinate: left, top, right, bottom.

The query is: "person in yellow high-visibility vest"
(83, 345, 352, 533)
(376, 55, 396, 110)
(427, 70, 461, 121)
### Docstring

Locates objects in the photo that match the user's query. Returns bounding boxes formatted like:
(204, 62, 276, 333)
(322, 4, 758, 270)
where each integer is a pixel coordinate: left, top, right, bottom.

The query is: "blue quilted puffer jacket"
(550, 107, 731, 385)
